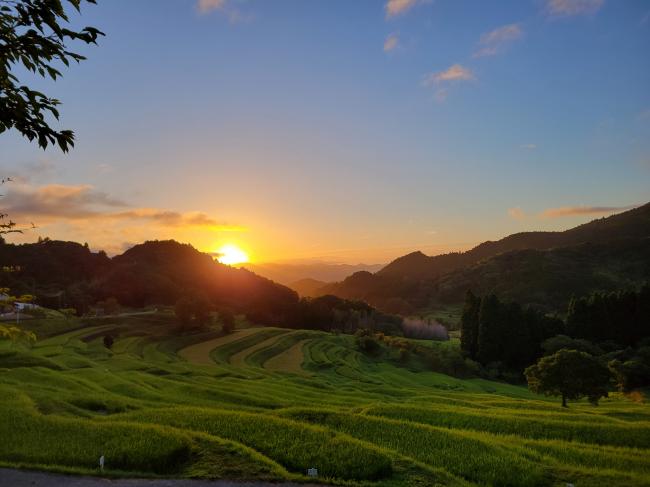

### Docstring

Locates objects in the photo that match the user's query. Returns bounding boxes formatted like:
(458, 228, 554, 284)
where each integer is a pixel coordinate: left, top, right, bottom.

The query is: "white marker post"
(99, 455, 105, 471)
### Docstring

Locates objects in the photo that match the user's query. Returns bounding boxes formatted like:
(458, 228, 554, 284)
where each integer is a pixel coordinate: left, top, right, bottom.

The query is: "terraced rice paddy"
(1, 312, 649, 486)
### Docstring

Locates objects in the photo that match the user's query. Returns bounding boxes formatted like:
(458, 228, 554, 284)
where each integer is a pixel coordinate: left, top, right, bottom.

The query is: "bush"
(609, 356, 650, 392)
(398, 347, 410, 363)
(103, 334, 114, 350)
(219, 309, 235, 334)
(356, 335, 380, 355)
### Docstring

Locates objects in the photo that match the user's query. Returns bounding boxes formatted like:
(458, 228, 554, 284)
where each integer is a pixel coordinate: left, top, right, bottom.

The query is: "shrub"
(356, 335, 380, 355)
(609, 358, 650, 392)
(103, 334, 114, 350)
(219, 309, 235, 334)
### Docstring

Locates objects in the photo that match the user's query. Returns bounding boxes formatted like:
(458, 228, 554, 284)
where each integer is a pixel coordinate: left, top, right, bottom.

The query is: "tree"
(219, 308, 235, 334)
(525, 349, 611, 407)
(541, 335, 602, 357)
(1, 0, 104, 151)
(460, 290, 480, 359)
(609, 346, 650, 392)
(102, 333, 113, 349)
(174, 294, 213, 330)
(356, 334, 380, 355)
(96, 296, 119, 315)
(174, 296, 194, 328)
(192, 293, 212, 326)
(477, 294, 501, 364)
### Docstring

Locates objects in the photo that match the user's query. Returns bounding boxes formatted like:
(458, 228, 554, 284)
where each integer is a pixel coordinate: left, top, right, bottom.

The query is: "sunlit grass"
(0, 314, 649, 485)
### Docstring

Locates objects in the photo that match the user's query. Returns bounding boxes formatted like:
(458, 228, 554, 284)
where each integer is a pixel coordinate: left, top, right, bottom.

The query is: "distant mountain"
(0, 239, 299, 322)
(246, 261, 384, 285)
(288, 278, 328, 297)
(322, 203, 650, 313)
(379, 203, 650, 280)
(435, 238, 650, 310)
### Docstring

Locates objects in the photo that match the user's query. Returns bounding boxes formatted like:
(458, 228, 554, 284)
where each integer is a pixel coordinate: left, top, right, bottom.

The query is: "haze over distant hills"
(245, 261, 384, 286)
(318, 203, 650, 313)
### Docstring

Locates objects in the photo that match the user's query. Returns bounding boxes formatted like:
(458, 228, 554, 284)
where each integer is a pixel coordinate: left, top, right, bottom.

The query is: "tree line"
(461, 286, 649, 368)
(460, 290, 564, 370)
(460, 286, 650, 401)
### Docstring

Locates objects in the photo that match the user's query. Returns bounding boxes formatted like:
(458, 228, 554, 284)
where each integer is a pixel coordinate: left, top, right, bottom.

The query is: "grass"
(0, 311, 649, 486)
(115, 407, 393, 480)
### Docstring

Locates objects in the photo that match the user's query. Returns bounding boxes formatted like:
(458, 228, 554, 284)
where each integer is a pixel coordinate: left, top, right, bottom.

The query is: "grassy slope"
(1, 312, 649, 486)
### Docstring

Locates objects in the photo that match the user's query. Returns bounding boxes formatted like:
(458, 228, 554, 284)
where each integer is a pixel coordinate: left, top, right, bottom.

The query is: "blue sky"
(2, 0, 649, 263)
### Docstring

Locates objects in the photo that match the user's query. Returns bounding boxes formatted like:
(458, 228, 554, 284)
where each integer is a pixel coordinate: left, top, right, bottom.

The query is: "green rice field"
(1, 312, 649, 486)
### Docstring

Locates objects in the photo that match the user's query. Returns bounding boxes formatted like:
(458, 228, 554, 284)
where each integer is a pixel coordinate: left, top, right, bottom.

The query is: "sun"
(216, 244, 249, 266)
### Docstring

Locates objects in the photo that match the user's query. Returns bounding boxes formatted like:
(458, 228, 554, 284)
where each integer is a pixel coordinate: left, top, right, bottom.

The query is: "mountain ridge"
(319, 203, 650, 313)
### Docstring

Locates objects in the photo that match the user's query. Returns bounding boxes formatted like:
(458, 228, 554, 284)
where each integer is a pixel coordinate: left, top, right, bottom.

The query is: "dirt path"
(177, 329, 259, 365)
(0, 468, 325, 487)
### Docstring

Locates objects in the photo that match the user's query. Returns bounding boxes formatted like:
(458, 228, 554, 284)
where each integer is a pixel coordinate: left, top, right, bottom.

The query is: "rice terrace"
(2, 0, 650, 486)
(1, 308, 649, 486)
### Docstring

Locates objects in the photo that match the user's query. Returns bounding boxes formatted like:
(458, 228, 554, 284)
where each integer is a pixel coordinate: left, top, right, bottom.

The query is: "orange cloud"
(540, 204, 637, 218)
(385, 0, 419, 18)
(3, 184, 126, 220)
(474, 23, 523, 57)
(197, 0, 227, 14)
(424, 64, 474, 85)
(196, 0, 247, 23)
(545, 0, 604, 16)
(3, 183, 242, 231)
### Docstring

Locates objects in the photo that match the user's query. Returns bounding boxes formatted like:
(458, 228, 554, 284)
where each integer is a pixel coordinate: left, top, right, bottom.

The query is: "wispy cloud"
(422, 64, 474, 102)
(384, 33, 399, 52)
(508, 207, 526, 221)
(545, 0, 604, 17)
(385, 0, 422, 18)
(424, 64, 474, 84)
(4, 184, 126, 219)
(3, 183, 241, 231)
(197, 0, 227, 14)
(474, 23, 523, 57)
(520, 143, 537, 150)
(109, 209, 244, 230)
(540, 204, 637, 218)
(196, 0, 248, 22)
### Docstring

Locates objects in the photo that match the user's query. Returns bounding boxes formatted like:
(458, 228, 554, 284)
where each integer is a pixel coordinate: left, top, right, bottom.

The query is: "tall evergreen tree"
(502, 301, 532, 369)
(635, 284, 650, 344)
(460, 290, 480, 359)
(477, 294, 502, 365)
(566, 296, 591, 339)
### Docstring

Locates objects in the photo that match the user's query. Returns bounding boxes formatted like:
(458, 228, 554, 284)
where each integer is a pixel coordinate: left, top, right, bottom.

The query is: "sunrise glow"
(216, 244, 249, 265)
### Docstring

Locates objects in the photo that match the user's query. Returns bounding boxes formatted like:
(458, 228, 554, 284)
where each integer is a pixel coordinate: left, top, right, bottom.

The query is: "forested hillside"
(320, 203, 650, 313)
(0, 239, 299, 322)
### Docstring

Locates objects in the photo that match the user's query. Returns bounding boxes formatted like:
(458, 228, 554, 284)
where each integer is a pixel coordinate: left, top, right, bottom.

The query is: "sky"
(2, 0, 649, 264)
